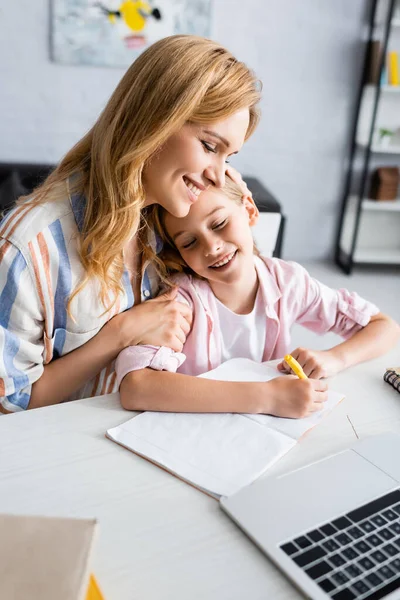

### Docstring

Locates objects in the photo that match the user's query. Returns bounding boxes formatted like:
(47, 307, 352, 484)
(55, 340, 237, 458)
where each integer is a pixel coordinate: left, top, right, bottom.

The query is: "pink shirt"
(116, 256, 379, 384)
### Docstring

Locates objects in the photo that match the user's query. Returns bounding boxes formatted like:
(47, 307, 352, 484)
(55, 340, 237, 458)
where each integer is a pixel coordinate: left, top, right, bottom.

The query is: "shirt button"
(143, 289, 150, 298)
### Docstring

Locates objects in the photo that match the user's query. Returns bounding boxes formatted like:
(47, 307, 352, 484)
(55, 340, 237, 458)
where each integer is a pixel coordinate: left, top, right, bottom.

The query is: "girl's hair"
(20, 35, 261, 312)
(143, 178, 260, 287)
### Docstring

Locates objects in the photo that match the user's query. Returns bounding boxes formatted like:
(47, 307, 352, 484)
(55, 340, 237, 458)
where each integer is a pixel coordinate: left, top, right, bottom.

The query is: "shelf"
(380, 85, 400, 92)
(362, 199, 400, 211)
(357, 142, 400, 154)
(353, 248, 400, 264)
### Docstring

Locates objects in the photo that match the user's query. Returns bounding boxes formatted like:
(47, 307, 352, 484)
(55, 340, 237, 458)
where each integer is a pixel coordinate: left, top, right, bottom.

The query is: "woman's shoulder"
(0, 196, 77, 250)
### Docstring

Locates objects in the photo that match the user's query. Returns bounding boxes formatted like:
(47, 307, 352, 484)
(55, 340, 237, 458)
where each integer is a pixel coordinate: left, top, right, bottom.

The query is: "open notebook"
(107, 358, 344, 498)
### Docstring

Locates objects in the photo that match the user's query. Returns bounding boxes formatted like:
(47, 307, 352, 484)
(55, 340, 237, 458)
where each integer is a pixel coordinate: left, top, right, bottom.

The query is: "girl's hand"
(277, 347, 345, 379)
(225, 166, 253, 198)
(263, 376, 329, 418)
(109, 288, 192, 353)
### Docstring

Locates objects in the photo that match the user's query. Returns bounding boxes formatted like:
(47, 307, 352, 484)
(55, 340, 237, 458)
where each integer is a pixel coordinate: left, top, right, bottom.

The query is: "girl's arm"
(278, 312, 400, 379)
(119, 368, 329, 419)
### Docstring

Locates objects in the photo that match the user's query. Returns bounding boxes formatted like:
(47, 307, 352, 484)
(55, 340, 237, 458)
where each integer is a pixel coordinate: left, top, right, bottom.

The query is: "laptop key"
(380, 527, 395, 541)
(354, 540, 372, 554)
(318, 577, 335, 593)
(329, 553, 346, 568)
(382, 509, 398, 521)
(332, 571, 350, 586)
(293, 535, 312, 549)
(360, 521, 376, 534)
(371, 550, 387, 563)
(382, 543, 398, 557)
(348, 526, 364, 540)
(390, 557, 400, 571)
(377, 564, 396, 580)
(322, 539, 340, 552)
(332, 587, 356, 599)
(389, 522, 400, 535)
(393, 503, 400, 516)
(320, 523, 337, 536)
(281, 542, 298, 556)
(342, 547, 358, 561)
(366, 533, 384, 547)
(305, 560, 333, 580)
(332, 516, 353, 530)
(308, 529, 324, 543)
(336, 532, 352, 546)
(358, 556, 375, 571)
(292, 545, 326, 568)
(345, 564, 362, 578)
(361, 575, 400, 600)
(347, 490, 400, 523)
(371, 514, 387, 527)
(366, 572, 383, 587)
(352, 580, 370, 594)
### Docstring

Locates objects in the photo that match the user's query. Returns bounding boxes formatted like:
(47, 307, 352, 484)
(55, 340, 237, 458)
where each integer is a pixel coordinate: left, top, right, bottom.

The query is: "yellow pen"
(284, 354, 308, 380)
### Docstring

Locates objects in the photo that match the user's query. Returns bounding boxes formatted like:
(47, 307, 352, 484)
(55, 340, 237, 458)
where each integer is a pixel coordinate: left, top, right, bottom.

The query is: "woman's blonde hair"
(21, 35, 261, 311)
(143, 178, 260, 286)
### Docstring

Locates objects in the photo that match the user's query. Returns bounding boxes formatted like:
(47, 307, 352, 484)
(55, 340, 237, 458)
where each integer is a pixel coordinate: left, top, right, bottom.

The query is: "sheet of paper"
(200, 358, 344, 440)
(107, 412, 295, 498)
(107, 358, 343, 498)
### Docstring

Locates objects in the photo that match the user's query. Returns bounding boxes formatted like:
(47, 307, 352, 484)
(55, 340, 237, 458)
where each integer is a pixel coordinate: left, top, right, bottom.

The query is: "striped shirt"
(0, 190, 160, 412)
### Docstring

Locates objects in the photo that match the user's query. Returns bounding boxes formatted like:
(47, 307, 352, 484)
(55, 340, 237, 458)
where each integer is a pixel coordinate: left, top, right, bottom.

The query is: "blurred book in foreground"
(0, 514, 104, 600)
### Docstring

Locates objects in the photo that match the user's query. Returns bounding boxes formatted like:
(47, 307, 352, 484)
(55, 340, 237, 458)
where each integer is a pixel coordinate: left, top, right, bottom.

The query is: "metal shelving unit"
(335, 0, 400, 274)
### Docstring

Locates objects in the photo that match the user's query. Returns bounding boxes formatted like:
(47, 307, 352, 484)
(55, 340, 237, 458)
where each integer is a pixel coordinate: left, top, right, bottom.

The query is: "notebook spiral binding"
(384, 367, 400, 393)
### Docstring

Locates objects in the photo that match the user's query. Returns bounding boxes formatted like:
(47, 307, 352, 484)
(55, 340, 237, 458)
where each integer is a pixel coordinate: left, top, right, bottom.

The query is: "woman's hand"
(262, 376, 329, 418)
(109, 288, 192, 353)
(277, 347, 345, 379)
(225, 166, 253, 198)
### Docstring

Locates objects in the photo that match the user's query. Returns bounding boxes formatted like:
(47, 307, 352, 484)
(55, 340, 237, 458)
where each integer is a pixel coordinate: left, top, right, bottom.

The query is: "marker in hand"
(284, 354, 308, 380)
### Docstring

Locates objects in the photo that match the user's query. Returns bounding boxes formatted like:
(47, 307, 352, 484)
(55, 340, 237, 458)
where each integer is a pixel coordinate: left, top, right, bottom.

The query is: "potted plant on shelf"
(377, 127, 395, 148)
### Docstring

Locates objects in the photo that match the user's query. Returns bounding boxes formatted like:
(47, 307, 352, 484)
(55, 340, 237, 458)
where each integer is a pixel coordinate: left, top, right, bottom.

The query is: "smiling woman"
(143, 110, 250, 217)
(0, 34, 261, 413)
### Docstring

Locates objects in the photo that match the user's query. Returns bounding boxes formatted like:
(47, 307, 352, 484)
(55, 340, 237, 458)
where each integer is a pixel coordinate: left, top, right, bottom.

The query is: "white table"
(1, 347, 400, 600)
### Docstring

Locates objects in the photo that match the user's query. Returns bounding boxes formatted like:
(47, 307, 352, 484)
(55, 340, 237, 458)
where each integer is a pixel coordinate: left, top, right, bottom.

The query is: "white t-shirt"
(215, 288, 266, 363)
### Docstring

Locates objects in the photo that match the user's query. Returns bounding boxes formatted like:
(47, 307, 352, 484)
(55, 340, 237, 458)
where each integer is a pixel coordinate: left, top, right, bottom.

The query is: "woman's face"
(142, 108, 250, 217)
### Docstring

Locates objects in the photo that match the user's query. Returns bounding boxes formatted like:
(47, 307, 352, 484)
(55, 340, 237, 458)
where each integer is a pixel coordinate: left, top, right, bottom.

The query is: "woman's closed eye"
(201, 140, 230, 164)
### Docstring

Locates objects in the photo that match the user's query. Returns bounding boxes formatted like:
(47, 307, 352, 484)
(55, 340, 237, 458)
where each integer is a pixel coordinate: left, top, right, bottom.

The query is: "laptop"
(220, 432, 400, 600)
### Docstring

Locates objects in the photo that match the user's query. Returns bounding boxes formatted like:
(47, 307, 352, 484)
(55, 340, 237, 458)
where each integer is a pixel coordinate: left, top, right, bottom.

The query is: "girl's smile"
(164, 186, 260, 311)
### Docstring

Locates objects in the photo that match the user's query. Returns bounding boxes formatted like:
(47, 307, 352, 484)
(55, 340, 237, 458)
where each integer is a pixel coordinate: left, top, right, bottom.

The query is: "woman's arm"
(119, 368, 329, 418)
(28, 288, 192, 409)
(29, 322, 124, 409)
(278, 312, 400, 379)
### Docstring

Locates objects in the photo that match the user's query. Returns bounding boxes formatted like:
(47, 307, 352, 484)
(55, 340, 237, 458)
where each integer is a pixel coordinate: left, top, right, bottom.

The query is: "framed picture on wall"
(51, 0, 213, 67)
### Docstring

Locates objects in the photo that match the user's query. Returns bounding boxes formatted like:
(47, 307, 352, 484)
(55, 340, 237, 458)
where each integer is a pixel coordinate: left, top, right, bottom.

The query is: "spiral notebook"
(107, 359, 344, 498)
(384, 366, 400, 393)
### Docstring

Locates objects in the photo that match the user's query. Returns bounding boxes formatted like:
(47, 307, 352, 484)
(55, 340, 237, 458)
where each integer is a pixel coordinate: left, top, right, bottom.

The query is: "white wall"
(0, 0, 367, 260)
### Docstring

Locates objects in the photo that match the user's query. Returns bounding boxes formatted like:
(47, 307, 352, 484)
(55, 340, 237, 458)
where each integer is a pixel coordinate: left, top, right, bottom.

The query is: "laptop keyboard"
(280, 489, 400, 599)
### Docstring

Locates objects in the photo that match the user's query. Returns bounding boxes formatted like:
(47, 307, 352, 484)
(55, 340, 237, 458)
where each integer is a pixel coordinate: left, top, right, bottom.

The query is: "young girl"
(0, 35, 260, 413)
(116, 180, 400, 418)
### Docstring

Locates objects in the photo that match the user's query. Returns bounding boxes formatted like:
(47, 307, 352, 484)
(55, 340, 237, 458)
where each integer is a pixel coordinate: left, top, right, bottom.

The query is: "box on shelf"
(370, 167, 400, 201)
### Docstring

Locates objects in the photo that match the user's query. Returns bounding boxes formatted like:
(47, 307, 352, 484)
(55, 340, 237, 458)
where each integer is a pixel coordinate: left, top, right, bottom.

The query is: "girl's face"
(142, 109, 250, 218)
(163, 189, 259, 292)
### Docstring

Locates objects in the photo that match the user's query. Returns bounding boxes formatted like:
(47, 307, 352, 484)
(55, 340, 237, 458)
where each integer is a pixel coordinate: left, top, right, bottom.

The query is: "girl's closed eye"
(181, 238, 197, 249)
(213, 219, 227, 230)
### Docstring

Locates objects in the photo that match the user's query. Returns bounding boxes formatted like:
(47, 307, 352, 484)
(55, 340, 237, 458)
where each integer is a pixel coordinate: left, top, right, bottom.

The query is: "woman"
(0, 35, 260, 412)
